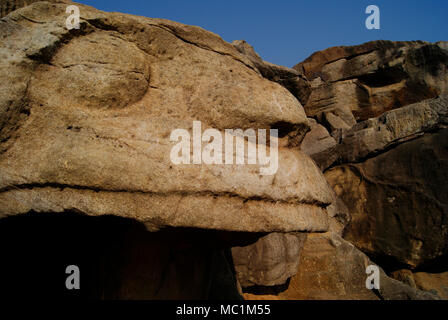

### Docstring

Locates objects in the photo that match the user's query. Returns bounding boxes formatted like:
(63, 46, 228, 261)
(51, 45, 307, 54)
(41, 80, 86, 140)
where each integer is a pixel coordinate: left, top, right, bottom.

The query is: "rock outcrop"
(1, 1, 446, 301)
(244, 232, 439, 300)
(295, 41, 448, 299)
(302, 94, 448, 170)
(232, 232, 307, 287)
(325, 129, 448, 268)
(240, 40, 448, 300)
(294, 40, 448, 125)
(0, 1, 336, 233)
(300, 118, 338, 170)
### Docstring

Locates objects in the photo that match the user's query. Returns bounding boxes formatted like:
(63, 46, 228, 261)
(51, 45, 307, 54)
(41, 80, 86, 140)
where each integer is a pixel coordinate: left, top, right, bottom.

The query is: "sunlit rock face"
(2, 1, 445, 301)
(294, 40, 448, 124)
(0, 1, 337, 233)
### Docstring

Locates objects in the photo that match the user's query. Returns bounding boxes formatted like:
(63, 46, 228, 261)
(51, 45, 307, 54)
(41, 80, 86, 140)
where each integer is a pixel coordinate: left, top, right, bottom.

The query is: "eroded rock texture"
(295, 41, 448, 299)
(239, 40, 448, 300)
(1, 0, 60, 18)
(294, 40, 448, 123)
(232, 232, 307, 287)
(232, 40, 311, 105)
(1, 2, 447, 301)
(326, 129, 448, 269)
(244, 232, 438, 300)
(0, 1, 337, 233)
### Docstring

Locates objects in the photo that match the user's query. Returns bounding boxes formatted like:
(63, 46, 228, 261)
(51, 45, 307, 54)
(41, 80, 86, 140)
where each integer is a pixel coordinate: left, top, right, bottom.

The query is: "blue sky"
(78, 0, 448, 68)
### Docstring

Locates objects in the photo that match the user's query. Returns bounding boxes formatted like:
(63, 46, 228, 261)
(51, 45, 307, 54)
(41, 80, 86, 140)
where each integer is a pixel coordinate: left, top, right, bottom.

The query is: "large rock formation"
(240, 40, 448, 300)
(0, 1, 336, 233)
(325, 129, 448, 268)
(244, 232, 438, 300)
(296, 41, 448, 297)
(294, 40, 448, 124)
(1, 1, 446, 301)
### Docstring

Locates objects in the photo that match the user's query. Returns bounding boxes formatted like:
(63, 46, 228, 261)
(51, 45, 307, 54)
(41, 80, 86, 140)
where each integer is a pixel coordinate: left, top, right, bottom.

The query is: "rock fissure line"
(0, 183, 329, 208)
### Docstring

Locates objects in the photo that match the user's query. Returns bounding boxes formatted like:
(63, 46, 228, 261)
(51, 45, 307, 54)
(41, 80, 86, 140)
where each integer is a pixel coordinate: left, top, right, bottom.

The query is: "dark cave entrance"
(0, 211, 256, 300)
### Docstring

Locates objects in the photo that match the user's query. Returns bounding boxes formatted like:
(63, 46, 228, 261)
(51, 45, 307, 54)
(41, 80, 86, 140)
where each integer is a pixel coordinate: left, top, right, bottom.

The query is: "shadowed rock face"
(325, 129, 448, 269)
(232, 232, 307, 287)
(243, 233, 439, 300)
(0, 1, 337, 233)
(294, 40, 448, 123)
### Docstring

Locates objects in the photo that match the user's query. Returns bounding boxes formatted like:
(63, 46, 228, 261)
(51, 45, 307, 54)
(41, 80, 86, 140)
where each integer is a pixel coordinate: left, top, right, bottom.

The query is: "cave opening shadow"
(0, 211, 250, 300)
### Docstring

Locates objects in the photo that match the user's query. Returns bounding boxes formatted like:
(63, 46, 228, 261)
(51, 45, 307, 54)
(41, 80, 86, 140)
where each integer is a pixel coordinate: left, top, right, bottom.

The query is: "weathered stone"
(232, 40, 311, 105)
(232, 232, 307, 287)
(305, 95, 448, 170)
(0, 2, 338, 233)
(243, 232, 438, 300)
(390, 269, 417, 288)
(294, 40, 448, 122)
(337, 95, 448, 163)
(325, 129, 448, 268)
(301, 118, 338, 170)
(323, 111, 352, 132)
(413, 271, 448, 299)
(1, 0, 62, 18)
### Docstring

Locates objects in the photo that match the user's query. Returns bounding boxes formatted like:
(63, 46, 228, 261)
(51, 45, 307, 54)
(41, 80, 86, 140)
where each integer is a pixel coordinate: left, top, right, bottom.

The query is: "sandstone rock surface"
(294, 40, 448, 123)
(1, 0, 60, 18)
(2, 1, 447, 301)
(325, 129, 448, 268)
(243, 232, 438, 300)
(300, 118, 338, 170)
(0, 1, 336, 232)
(413, 271, 448, 299)
(232, 232, 307, 287)
(232, 40, 311, 105)
(302, 94, 448, 170)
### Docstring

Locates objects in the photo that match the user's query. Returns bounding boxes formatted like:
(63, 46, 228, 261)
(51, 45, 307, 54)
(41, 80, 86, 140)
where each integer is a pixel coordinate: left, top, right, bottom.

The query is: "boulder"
(243, 232, 438, 300)
(294, 40, 448, 122)
(0, 1, 337, 233)
(300, 118, 338, 170)
(232, 232, 307, 287)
